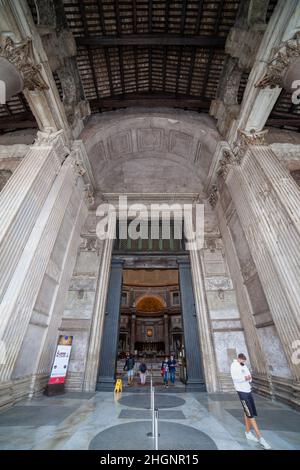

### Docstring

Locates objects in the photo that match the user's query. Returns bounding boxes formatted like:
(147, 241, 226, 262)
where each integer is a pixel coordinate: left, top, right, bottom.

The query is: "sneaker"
(259, 437, 271, 450)
(245, 431, 258, 442)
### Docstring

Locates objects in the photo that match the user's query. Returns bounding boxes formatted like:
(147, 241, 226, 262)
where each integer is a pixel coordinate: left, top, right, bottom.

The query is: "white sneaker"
(259, 437, 272, 450)
(245, 431, 258, 442)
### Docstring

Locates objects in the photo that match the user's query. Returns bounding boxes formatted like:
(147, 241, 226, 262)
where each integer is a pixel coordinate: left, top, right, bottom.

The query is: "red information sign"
(48, 335, 73, 385)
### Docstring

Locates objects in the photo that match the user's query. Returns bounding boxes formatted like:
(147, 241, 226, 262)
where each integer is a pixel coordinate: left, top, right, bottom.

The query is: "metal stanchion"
(147, 380, 155, 438)
(154, 408, 159, 450)
(152, 385, 155, 438)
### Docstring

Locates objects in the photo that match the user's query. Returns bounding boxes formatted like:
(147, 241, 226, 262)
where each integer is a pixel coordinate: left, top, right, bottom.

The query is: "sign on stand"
(45, 335, 73, 396)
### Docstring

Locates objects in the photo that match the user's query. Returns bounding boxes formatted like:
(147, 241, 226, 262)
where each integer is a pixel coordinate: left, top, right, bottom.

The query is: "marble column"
(164, 314, 169, 355)
(0, 131, 68, 309)
(184, 211, 219, 392)
(33, 180, 88, 390)
(83, 212, 116, 392)
(96, 259, 123, 391)
(225, 137, 300, 383)
(0, 151, 82, 384)
(130, 314, 136, 354)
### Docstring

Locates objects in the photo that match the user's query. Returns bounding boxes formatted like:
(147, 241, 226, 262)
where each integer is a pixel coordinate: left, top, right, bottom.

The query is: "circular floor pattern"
(119, 394, 185, 409)
(89, 421, 217, 450)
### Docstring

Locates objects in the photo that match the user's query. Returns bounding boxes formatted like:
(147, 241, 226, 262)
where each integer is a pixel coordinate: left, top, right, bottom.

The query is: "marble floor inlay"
(0, 391, 299, 450)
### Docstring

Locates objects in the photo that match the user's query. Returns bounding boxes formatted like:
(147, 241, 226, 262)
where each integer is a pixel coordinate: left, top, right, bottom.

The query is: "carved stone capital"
(208, 184, 219, 208)
(84, 183, 95, 206)
(255, 32, 300, 90)
(217, 129, 268, 178)
(0, 36, 49, 92)
(79, 235, 100, 252)
(231, 129, 268, 165)
(32, 129, 69, 174)
(238, 128, 269, 146)
(217, 149, 235, 179)
(71, 140, 96, 192)
(69, 157, 87, 186)
(34, 128, 69, 159)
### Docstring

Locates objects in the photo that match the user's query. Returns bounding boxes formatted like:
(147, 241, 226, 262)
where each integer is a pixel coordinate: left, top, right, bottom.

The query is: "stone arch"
(135, 294, 166, 313)
(80, 109, 221, 194)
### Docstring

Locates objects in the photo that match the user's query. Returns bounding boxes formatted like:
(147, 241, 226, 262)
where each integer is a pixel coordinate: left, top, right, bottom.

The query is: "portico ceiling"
(80, 109, 220, 193)
(1, 0, 299, 133)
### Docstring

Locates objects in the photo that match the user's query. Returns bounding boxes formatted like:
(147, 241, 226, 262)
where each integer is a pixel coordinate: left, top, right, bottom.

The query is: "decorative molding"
(169, 130, 193, 158)
(33, 129, 69, 172)
(217, 149, 234, 179)
(204, 276, 233, 291)
(0, 36, 48, 92)
(79, 235, 102, 253)
(255, 32, 300, 89)
(208, 184, 218, 208)
(84, 183, 95, 206)
(218, 129, 269, 177)
(231, 129, 268, 165)
(34, 129, 68, 153)
(70, 156, 86, 185)
(204, 140, 228, 193)
(71, 140, 96, 191)
(238, 128, 268, 146)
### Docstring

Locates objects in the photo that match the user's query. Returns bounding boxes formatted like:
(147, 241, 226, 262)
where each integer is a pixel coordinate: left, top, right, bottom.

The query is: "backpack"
(140, 363, 147, 373)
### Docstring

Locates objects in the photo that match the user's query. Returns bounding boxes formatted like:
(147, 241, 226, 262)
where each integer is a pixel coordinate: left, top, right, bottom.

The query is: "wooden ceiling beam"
(267, 118, 300, 127)
(76, 35, 226, 47)
(180, 0, 188, 35)
(0, 113, 37, 129)
(89, 94, 211, 110)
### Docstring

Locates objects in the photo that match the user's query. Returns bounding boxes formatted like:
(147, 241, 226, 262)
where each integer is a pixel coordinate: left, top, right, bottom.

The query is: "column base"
(185, 379, 206, 392)
(96, 376, 115, 392)
(0, 373, 48, 411)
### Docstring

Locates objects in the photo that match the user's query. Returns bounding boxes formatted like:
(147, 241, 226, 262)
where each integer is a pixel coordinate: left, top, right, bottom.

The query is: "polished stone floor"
(0, 389, 299, 450)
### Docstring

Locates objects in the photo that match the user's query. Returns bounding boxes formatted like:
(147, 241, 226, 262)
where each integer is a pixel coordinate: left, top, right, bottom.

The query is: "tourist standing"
(161, 356, 169, 388)
(139, 361, 147, 385)
(230, 353, 271, 449)
(168, 355, 176, 385)
(124, 353, 135, 386)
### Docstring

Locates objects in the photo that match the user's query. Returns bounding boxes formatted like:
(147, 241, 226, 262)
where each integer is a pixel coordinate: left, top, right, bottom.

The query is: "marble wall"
(58, 212, 104, 391)
(202, 236, 249, 390)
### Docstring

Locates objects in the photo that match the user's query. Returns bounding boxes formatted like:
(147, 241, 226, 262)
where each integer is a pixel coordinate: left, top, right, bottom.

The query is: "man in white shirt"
(230, 353, 271, 450)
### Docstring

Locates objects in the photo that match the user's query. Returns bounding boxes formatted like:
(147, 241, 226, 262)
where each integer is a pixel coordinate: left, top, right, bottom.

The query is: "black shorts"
(237, 391, 257, 418)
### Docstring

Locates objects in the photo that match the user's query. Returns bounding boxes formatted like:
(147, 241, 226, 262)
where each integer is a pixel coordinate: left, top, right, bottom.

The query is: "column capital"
(32, 129, 70, 172)
(33, 129, 69, 151)
(255, 32, 300, 91)
(0, 35, 48, 94)
(217, 129, 269, 180)
(237, 128, 269, 147)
